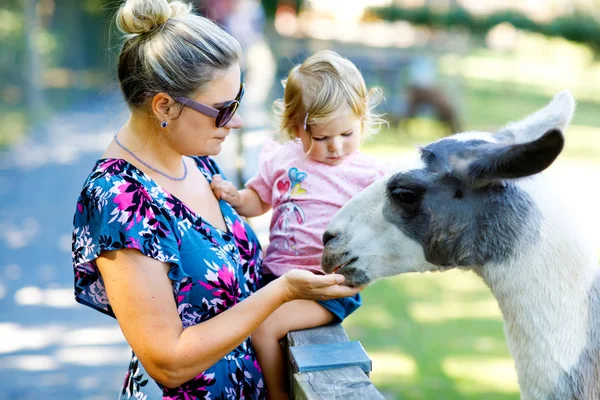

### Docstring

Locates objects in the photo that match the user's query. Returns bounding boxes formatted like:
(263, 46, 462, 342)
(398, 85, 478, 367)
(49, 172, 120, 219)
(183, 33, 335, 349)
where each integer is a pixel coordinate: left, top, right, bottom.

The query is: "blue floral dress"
(72, 157, 266, 400)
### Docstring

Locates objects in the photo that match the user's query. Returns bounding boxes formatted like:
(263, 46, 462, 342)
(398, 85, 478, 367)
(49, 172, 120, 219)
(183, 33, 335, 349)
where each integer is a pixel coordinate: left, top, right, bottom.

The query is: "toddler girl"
(211, 50, 387, 399)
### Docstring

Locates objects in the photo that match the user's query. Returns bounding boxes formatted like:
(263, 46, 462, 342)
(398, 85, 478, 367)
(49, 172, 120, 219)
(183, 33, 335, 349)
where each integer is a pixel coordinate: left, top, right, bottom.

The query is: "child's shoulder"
(349, 151, 387, 169)
(259, 138, 304, 161)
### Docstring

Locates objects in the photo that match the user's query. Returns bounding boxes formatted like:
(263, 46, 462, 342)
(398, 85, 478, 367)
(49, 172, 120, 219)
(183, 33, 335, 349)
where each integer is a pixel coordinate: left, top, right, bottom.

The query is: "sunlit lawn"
(354, 78, 599, 399)
(346, 272, 518, 400)
(363, 80, 600, 162)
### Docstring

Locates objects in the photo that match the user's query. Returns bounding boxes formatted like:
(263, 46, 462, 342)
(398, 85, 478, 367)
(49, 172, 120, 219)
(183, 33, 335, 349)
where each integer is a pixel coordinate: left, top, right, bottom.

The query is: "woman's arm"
(97, 248, 358, 388)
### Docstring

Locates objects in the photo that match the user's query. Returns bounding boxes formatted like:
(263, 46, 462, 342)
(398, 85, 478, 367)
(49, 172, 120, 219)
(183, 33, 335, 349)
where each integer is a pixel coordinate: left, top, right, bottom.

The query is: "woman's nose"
(224, 112, 243, 130)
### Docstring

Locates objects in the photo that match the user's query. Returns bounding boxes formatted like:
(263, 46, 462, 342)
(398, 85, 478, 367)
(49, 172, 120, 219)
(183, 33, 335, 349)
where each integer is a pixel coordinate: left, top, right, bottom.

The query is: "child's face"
(298, 112, 362, 166)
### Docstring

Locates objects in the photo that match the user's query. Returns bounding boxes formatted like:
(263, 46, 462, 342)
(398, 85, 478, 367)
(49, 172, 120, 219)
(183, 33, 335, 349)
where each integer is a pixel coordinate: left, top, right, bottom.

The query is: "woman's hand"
(211, 174, 241, 208)
(278, 269, 363, 303)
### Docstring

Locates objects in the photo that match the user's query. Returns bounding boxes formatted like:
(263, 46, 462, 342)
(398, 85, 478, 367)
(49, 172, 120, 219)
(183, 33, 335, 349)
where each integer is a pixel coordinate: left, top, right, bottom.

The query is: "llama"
(321, 91, 600, 399)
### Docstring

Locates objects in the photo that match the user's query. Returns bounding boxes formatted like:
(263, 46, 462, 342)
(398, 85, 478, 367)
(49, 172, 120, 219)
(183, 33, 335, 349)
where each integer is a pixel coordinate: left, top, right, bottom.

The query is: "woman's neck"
(119, 114, 185, 177)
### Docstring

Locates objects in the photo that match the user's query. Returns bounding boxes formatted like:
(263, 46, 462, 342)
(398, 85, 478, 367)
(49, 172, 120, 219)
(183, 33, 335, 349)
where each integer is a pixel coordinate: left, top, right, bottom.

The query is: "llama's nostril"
(323, 230, 336, 246)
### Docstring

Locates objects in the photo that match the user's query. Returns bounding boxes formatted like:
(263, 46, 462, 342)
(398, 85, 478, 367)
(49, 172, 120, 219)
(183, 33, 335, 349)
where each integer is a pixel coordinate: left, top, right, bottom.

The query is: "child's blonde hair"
(274, 50, 386, 141)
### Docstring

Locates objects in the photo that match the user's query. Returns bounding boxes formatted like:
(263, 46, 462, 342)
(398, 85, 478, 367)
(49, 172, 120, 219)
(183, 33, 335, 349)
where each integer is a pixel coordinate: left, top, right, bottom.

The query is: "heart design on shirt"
(277, 180, 291, 195)
(291, 184, 307, 196)
(288, 167, 307, 186)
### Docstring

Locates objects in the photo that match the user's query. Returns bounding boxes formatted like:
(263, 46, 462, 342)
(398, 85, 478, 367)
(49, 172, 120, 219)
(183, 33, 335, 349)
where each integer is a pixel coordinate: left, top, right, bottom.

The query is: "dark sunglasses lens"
(216, 102, 239, 127)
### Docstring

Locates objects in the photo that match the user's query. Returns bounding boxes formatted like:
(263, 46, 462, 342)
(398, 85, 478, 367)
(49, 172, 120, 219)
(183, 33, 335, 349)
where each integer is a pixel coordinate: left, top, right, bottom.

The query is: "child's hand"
(211, 174, 242, 208)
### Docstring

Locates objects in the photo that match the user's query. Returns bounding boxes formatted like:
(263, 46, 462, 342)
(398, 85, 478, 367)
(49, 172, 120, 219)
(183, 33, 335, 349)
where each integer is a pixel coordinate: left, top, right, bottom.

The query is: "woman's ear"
(151, 93, 177, 121)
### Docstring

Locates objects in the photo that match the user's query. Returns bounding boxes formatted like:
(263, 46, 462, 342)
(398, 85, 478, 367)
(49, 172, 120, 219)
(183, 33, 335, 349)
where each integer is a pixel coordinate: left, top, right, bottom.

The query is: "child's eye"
(311, 136, 327, 141)
(342, 131, 354, 137)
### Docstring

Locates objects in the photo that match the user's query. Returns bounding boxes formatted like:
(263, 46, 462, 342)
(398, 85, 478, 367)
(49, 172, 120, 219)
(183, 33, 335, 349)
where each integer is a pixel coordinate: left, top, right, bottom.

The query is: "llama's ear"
(495, 91, 575, 144)
(466, 128, 564, 185)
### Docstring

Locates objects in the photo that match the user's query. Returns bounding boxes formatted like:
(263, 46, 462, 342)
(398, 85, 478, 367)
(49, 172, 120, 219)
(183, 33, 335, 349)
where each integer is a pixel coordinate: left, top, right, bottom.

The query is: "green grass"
(345, 271, 519, 400)
(363, 79, 600, 163)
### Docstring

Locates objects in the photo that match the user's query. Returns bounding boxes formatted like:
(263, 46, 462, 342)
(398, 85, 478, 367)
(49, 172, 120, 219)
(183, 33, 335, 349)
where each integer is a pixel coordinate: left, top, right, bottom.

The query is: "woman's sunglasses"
(174, 83, 244, 128)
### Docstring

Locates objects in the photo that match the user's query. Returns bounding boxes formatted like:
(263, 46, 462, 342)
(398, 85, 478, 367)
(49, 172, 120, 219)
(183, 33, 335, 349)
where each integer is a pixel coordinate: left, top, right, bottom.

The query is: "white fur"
(478, 174, 598, 398)
(501, 90, 576, 144)
(325, 91, 600, 397)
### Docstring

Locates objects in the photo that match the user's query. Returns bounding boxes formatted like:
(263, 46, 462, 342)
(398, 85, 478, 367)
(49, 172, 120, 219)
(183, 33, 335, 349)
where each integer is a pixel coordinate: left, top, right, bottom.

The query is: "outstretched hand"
(211, 174, 242, 208)
(279, 269, 364, 303)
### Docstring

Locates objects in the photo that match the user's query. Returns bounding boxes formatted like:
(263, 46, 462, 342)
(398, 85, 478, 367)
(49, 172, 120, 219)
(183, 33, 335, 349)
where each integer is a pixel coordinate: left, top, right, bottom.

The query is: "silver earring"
(161, 120, 168, 128)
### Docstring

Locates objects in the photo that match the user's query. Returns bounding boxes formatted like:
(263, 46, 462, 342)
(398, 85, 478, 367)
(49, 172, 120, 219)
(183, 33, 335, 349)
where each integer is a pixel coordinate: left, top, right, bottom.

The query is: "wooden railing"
(283, 324, 385, 400)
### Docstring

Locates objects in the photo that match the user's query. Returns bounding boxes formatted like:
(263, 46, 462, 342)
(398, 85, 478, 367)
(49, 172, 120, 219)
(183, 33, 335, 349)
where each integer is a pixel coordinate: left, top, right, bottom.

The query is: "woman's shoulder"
(82, 158, 147, 192)
(75, 158, 167, 227)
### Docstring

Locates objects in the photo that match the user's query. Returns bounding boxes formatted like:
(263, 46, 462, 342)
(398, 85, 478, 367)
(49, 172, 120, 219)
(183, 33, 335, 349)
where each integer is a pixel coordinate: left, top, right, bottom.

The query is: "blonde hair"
(274, 50, 386, 141)
(115, 0, 242, 109)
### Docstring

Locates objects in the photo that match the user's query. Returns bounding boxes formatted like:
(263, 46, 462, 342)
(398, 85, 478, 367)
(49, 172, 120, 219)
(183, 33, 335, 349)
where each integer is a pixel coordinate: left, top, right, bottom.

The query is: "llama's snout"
(322, 232, 370, 287)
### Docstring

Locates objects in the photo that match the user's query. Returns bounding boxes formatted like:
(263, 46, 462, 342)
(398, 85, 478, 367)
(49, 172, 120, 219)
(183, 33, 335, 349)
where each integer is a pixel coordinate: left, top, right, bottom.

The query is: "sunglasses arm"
(174, 97, 220, 118)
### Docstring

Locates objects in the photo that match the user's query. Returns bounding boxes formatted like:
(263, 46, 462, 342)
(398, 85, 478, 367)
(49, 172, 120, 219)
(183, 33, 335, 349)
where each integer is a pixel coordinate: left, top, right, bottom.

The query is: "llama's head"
(322, 91, 575, 286)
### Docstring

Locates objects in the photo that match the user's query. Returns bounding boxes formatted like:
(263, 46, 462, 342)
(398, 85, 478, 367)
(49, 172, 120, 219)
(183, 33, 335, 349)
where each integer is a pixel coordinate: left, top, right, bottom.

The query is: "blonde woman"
(211, 50, 387, 399)
(71, 2, 360, 398)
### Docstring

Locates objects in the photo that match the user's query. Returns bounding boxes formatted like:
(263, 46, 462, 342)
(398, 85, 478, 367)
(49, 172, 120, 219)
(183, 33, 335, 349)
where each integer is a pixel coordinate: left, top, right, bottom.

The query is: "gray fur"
(384, 139, 541, 269)
(551, 273, 600, 400)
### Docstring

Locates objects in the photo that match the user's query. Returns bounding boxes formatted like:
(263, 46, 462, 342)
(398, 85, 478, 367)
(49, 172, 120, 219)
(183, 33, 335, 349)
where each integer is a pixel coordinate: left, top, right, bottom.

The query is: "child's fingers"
(210, 175, 222, 189)
(213, 186, 225, 199)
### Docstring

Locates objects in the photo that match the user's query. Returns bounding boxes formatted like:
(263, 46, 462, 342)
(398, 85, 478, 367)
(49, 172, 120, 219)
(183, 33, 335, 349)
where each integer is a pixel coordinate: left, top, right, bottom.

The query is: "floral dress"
(72, 157, 266, 400)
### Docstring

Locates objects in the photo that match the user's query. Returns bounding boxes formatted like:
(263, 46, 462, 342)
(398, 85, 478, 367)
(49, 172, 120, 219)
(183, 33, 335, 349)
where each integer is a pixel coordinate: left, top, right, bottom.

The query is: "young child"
(211, 50, 387, 399)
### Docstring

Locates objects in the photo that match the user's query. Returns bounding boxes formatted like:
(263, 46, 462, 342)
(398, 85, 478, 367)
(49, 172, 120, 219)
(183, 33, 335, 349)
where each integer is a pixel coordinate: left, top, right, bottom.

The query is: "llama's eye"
(454, 190, 463, 199)
(390, 187, 419, 204)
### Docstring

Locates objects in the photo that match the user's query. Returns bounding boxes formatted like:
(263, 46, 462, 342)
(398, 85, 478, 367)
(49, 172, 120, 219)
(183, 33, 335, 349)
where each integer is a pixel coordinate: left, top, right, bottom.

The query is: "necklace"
(113, 129, 188, 181)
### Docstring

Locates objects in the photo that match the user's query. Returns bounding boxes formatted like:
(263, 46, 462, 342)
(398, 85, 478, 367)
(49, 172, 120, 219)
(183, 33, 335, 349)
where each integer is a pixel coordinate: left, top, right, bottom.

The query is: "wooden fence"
(284, 324, 386, 400)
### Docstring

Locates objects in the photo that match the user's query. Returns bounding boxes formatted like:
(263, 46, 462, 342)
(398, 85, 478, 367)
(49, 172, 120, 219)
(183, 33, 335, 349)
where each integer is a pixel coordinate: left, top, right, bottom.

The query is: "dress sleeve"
(72, 174, 181, 317)
(245, 139, 280, 206)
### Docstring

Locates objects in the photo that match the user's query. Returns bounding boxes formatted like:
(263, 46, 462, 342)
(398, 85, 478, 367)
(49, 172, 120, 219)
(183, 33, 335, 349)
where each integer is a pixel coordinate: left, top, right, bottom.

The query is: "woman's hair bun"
(116, 0, 192, 35)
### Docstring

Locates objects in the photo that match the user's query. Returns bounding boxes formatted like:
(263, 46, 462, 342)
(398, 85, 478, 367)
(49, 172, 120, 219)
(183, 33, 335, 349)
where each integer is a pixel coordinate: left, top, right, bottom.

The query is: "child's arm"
(211, 175, 271, 218)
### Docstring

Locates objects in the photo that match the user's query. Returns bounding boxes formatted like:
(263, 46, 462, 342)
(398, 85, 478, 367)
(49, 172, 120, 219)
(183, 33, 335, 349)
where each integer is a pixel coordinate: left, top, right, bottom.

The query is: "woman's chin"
(192, 143, 222, 157)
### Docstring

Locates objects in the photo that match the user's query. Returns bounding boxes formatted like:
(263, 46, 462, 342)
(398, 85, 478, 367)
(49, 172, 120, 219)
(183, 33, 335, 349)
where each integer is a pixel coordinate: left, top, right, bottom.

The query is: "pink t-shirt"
(246, 139, 387, 277)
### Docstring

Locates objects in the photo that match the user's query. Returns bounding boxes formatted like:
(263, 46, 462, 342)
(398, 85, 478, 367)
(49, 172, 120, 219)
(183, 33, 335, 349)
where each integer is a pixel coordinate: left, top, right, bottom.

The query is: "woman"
(71, 0, 361, 398)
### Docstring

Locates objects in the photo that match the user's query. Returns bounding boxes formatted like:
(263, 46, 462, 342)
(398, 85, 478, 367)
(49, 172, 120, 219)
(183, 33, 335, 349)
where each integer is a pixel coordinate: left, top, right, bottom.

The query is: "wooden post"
(285, 324, 385, 400)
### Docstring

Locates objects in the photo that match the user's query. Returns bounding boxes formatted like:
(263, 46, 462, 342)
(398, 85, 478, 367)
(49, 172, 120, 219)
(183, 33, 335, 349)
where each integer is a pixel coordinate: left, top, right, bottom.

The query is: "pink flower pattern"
(73, 157, 265, 399)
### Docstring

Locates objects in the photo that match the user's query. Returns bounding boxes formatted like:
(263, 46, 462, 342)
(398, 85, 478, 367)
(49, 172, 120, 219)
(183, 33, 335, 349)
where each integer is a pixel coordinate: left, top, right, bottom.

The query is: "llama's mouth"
(331, 257, 358, 274)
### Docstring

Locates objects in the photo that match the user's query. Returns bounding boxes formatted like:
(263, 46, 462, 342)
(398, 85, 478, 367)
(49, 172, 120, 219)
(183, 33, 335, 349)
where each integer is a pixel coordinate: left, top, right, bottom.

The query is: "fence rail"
(284, 324, 385, 400)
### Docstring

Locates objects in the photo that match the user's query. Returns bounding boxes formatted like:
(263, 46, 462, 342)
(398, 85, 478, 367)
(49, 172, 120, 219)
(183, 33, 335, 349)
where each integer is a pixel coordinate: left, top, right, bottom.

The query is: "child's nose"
(328, 136, 342, 152)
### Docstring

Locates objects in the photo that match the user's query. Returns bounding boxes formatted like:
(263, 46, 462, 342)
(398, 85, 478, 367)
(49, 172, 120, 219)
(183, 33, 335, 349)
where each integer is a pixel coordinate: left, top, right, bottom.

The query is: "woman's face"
(168, 64, 243, 156)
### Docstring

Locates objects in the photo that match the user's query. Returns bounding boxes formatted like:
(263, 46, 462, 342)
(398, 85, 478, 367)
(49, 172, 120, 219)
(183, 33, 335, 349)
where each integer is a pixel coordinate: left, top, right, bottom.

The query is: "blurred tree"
(370, 4, 600, 53)
(261, 0, 303, 19)
(23, 0, 44, 122)
(1, 1, 26, 101)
